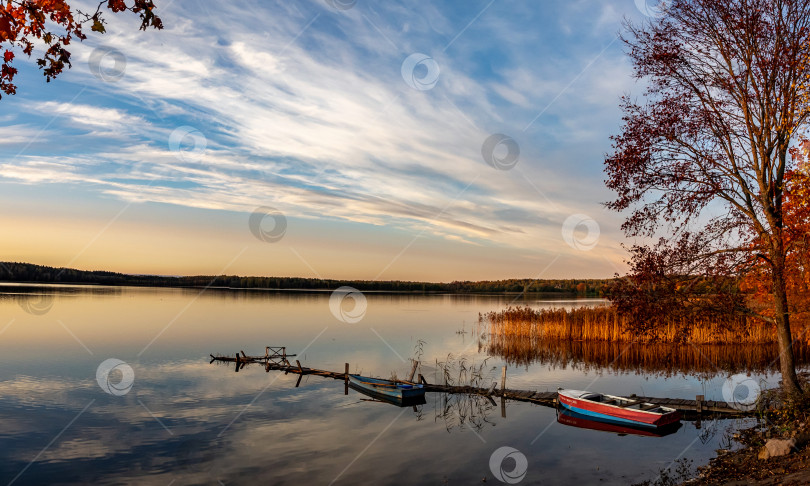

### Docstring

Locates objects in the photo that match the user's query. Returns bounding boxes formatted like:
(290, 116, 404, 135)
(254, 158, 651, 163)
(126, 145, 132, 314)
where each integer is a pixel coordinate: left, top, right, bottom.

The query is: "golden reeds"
(480, 306, 781, 345)
(479, 306, 809, 374)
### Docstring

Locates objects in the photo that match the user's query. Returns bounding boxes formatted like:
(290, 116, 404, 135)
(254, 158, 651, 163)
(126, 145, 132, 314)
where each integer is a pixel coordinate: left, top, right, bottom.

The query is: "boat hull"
(557, 389, 681, 428)
(348, 375, 425, 401)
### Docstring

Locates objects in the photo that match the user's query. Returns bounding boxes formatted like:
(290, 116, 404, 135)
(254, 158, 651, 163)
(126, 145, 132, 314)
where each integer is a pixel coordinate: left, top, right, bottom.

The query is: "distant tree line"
(0, 261, 612, 295)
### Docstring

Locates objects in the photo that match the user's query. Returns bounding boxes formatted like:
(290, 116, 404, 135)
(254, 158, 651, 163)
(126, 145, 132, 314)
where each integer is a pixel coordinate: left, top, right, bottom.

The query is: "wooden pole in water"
(345, 363, 349, 395)
(696, 394, 704, 414)
(500, 365, 507, 418)
(235, 353, 240, 373)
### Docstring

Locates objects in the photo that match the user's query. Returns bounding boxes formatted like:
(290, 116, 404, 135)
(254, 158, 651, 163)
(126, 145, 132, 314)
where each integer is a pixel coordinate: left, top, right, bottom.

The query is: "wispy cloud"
(0, 0, 645, 276)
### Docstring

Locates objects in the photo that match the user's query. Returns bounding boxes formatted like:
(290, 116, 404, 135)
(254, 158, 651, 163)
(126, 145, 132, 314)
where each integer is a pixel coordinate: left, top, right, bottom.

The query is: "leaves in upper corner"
(0, 0, 163, 99)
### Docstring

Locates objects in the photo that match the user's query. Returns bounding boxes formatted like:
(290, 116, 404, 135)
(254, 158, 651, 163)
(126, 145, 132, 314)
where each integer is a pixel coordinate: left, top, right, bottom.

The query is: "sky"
(0, 0, 667, 281)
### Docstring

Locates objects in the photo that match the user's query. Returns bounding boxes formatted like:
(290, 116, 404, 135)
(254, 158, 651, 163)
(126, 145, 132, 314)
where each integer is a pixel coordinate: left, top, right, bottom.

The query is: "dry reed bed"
(480, 306, 783, 345)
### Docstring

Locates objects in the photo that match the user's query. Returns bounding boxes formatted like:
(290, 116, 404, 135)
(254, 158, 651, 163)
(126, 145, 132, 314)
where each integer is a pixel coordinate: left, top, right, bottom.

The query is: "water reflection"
(556, 409, 683, 438)
(484, 337, 810, 377)
(0, 286, 770, 485)
(435, 392, 498, 433)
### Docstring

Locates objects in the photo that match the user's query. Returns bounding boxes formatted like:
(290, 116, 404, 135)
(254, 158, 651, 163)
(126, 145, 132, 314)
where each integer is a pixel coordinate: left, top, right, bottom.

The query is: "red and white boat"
(557, 389, 681, 428)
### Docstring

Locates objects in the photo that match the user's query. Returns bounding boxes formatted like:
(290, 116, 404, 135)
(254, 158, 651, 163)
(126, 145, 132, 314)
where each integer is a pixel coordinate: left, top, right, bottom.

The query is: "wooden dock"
(210, 349, 753, 417)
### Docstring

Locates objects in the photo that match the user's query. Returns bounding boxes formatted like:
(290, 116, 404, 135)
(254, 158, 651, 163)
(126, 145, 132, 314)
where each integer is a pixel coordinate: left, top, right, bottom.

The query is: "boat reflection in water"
(556, 408, 683, 438)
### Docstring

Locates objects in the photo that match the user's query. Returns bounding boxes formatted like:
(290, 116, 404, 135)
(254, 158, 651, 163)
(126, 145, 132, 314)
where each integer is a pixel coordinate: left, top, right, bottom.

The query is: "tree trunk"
(773, 257, 803, 396)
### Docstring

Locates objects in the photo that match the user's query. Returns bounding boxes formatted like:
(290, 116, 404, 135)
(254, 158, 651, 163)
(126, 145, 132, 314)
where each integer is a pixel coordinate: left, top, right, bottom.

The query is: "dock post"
(500, 366, 507, 418)
(234, 353, 240, 373)
(345, 363, 349, 395)
(696, 394, 704, 414)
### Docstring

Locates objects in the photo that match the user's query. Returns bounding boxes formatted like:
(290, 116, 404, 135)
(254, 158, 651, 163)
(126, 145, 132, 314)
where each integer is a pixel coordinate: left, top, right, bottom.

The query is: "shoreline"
(689, 425, 810, 485)
(0, 281, 605, 297)
(0, 261, 611, 295)
(682, 378, 810, 485)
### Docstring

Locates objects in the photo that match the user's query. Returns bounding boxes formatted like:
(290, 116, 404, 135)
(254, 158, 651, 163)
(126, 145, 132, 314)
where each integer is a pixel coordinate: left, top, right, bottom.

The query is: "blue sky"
(0, 0, 663, 280)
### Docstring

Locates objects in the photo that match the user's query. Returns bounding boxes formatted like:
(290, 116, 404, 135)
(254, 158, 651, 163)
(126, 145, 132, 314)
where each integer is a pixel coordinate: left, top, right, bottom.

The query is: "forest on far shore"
(0, 261, 611, 295)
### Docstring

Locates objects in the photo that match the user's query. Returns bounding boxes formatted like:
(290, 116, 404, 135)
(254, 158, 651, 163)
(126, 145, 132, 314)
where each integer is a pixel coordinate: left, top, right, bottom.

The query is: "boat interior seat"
(584, 394, 604, 402)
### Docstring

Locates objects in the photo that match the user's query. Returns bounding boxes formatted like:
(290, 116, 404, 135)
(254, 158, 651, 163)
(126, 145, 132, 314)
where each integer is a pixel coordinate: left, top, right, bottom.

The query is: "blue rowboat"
(348, 375, 425, 403)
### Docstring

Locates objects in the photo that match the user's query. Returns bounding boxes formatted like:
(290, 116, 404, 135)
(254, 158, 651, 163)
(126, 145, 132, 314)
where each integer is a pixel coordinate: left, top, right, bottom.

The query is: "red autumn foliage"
(741, 167, 810, 340)
(0, 0, 162, 98)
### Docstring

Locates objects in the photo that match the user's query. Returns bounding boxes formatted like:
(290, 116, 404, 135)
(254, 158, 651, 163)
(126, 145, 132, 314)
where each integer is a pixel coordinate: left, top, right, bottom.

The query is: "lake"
(0, 285, 779, 485)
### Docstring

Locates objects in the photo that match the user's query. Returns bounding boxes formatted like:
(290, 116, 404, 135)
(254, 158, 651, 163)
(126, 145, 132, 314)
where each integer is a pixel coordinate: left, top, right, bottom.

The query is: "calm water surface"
(0, 286, 774, 485)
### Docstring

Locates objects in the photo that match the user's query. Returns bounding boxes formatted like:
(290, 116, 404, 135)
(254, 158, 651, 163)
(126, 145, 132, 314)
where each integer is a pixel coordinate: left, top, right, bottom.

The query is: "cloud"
(34, 102, 144, 130)
(0, 124, 52, 145)
(0, 0, 634, 271)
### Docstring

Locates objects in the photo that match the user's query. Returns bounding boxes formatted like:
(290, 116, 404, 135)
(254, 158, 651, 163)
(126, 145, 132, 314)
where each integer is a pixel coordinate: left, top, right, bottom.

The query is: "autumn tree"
(605, 0, 810, 394)
(742, 166, 810, 339)
(0, 0, 162, 98)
